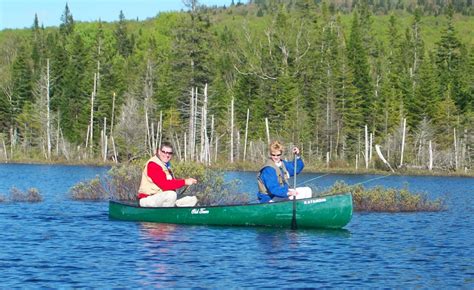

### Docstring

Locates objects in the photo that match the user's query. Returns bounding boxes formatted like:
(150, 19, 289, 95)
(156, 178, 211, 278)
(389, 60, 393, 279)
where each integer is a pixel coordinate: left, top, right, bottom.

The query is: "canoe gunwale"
(109, 193, 352, 210)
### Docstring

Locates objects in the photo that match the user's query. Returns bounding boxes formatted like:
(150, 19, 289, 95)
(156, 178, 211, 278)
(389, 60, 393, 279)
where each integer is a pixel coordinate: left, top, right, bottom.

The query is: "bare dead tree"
(143, 59, 155, 156)
(365, 125, 369, 169)
(233, 14, 311, 81)
(87, 73, 97, 155)
(46, 59, 51, 159)
(243, 108, 250, 161)
(400, 118, 407, 168)
(230, 96, 234, 163)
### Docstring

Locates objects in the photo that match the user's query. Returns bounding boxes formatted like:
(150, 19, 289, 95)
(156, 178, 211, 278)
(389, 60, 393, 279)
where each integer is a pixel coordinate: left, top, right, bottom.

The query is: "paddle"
(179, 185, 190, 196)
(291, 150, 298, 230)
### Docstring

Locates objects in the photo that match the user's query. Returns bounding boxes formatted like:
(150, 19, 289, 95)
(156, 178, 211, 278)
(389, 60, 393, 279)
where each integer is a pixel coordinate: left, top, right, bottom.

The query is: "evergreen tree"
(435, 6, 464, 111)
(171, 8, 214, 105)
(114, 11, 133, 58)
(11, 45, 33, 124)
(432, 87, 459, 147)
(347, 10, 373, 126)
(60, 34, 91, 143)
(59, 4, 74, 37)
(31, 14, 43, 76)
(415, 54, 441, 120)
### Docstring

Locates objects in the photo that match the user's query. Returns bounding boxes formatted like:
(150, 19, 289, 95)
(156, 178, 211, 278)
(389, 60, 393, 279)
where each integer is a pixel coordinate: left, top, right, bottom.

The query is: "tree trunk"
(111, 136, 118, 163)
(157, 111, 162, 150)
(400, 118, 406, 168)
(184, 132, 187, 162)
(110, 92, 116, 135)
(103, 117, 107, 162)
(210, 115, 214, 165)
(365, 125, 369, 169)
(1, 138, 7, 161)
(265, 117, 270, 145)
(46, 59, 51, 159)
(429, 140, 433, 171)
(88, 73, 97, 154)
(243, 108, 249, 161)
(56, 112, 60, 156)
(230, 96, 234, 163)
(453, 128, 458, 170)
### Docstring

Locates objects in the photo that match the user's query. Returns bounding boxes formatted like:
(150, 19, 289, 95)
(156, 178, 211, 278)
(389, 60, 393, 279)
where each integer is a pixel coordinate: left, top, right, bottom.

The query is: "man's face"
(158, 146, 173, 162)
(270, 150, 282, 163)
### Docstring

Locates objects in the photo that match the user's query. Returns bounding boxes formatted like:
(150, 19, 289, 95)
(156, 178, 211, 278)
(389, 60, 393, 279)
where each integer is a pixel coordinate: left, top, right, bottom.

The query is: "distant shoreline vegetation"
(0, 1, 472, 175)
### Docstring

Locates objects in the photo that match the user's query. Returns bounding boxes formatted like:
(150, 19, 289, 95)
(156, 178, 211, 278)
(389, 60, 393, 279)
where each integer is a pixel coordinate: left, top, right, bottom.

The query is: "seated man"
(137, 141, 198, 207)
(257, 141, 312, 203)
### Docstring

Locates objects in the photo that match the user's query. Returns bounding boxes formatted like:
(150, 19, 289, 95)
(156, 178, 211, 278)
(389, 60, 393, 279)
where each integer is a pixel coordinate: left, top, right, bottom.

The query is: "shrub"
(319, 181, 445, 212)
(70, 162, 249, 205)
(9, 187, 43, 202)
(70, 164, 141, 201)
(173, 162, 249, 205)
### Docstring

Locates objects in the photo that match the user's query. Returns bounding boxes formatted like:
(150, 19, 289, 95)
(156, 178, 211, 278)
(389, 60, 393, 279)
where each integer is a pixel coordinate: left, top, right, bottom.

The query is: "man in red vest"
(137, 141, 197, 207)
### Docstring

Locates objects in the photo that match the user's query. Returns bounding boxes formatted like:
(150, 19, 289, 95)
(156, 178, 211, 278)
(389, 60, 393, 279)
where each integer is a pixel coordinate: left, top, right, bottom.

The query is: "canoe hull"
(109, 193, 353, 229)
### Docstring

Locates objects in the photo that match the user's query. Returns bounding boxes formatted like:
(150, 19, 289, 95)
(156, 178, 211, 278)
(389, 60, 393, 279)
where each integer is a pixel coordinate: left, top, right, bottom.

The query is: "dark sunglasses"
(161, 150, 173, 155)
(271, 153, 282, 157)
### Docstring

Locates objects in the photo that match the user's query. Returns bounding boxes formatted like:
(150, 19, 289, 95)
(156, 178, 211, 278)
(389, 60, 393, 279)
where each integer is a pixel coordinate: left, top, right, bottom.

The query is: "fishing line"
(351, 174, 392, 187)
(296, 173, 330, 187)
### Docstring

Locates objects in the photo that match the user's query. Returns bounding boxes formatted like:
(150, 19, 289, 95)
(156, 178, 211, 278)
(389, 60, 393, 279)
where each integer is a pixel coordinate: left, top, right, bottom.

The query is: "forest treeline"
(0, 0, 472, 173)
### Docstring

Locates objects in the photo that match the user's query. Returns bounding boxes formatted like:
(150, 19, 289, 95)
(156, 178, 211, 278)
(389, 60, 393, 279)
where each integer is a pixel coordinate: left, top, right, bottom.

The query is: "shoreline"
(2, 159, 472, 178)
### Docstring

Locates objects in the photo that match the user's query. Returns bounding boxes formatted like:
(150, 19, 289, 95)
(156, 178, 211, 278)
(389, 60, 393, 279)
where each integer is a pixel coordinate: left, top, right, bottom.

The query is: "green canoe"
(109, 193, 353, 229)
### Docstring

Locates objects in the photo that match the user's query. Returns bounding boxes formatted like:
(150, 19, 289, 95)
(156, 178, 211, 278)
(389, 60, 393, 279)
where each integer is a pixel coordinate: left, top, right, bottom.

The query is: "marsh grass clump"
(9, 187, 43, 202)
(172, 162, 249, 206)
(70, 176, 109, 201)
(319, 181, 445, 212)
(70, 164, 141, 201)
(70, 162, 249, 205)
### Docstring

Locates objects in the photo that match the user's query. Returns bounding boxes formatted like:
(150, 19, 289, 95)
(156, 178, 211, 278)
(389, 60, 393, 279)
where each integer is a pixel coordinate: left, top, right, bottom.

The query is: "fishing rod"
(352, 174, 392, 186)
(297, 171, 392, 196)
(296, 173, 330, 187)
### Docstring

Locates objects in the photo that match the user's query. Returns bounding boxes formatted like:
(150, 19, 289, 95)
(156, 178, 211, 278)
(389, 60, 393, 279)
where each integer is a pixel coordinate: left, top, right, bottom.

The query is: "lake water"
(0, 164, 472, 287)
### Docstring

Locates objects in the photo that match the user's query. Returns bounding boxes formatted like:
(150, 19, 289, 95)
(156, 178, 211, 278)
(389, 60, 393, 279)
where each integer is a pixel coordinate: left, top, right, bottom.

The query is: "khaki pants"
(139, 191, 198, 207)
(139, 191, 177, 207)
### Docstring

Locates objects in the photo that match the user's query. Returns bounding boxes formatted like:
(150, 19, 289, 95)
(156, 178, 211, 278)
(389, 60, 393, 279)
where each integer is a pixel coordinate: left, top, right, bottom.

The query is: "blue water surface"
(0, 164, 472, 287)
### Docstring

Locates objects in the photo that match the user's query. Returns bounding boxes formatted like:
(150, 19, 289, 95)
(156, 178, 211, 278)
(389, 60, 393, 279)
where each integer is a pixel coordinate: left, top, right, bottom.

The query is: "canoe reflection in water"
(140, 222, 178, 242)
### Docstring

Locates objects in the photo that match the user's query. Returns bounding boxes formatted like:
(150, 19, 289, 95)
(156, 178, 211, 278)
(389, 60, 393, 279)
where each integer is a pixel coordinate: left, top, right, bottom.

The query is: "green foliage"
(70, 164, 141, 201)
(320, 181, 445, 212)
(70, 163, 249, 205)
(173, 162, 249, 205)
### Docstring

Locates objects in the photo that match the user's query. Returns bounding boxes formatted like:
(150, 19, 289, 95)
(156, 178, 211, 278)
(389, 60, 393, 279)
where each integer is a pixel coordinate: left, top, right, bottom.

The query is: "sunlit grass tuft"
(318, 181, 445, 212)
(70, 164, 141, 201)
(9, 187, 43, 202)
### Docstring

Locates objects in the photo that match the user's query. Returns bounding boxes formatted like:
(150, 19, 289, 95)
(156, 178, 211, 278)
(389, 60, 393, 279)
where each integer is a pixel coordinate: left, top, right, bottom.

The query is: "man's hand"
(292, 147, 300, 155)
(185, 178, 197, 186)
(288, 188, 298, 197)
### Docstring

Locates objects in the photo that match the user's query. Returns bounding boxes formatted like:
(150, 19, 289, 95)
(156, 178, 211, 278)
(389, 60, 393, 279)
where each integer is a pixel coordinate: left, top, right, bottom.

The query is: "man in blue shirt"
(257, 141, 310, 203)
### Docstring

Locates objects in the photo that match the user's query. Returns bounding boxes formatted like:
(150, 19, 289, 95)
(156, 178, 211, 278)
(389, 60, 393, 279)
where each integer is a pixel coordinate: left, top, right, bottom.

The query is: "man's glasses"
(271, 153, 282, 157)
(161, 150, 173, 155)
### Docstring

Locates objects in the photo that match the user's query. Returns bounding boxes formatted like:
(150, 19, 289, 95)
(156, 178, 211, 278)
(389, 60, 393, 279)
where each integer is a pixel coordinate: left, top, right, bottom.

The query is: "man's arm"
(260, 167, 289, 198)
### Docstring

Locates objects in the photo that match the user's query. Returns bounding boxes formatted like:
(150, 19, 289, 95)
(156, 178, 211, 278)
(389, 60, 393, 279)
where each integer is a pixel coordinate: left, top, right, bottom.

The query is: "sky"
(0, 0, 234, 30)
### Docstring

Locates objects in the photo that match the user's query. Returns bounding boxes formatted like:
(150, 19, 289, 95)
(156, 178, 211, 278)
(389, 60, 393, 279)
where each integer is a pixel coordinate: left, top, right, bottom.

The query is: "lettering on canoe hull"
(303, 198, 326, 205)
(191, 208, 209, 214)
